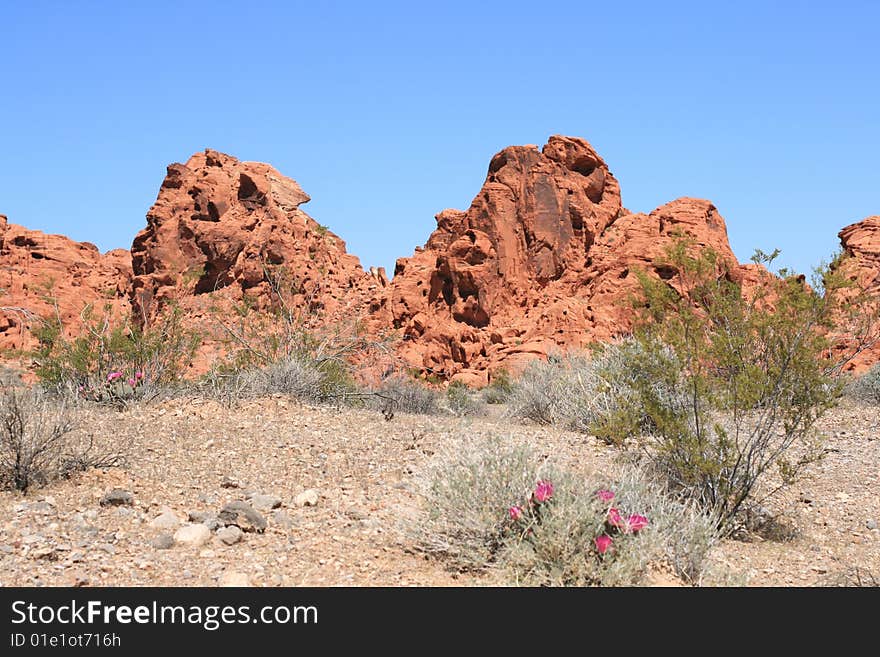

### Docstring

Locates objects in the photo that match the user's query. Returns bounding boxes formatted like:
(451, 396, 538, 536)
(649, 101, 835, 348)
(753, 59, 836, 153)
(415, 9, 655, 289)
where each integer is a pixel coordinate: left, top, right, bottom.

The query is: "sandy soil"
(0, 396, 877, 587)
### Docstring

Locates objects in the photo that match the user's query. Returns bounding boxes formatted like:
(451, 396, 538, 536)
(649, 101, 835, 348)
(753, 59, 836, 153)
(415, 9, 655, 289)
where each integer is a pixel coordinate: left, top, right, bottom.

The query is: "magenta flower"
(626, 514, 649, 533)
(128, 378, 137, 387)
(607, 507, 624, 528)
(107, 371, 123, 382)
(533, 480, 554, 503)
(135, 371, 144, 380)
(596, 489, 615, 503)
(595, 535, 613, 554)
(509, 505, 524, 521)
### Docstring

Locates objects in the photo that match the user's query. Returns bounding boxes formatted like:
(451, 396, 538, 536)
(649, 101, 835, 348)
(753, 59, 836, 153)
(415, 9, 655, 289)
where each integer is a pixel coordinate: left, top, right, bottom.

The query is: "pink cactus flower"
(509, 505, 524, 521)
(135, 371, 144, 380)
(596, 489, 615, 503)
(626, 514, 649, 533)
(533, 480, 554, 503)
(107, 371, 123, 382)
(595, 535, 613, 554)
(607, 507, 624, 528)
(128, 378, 137, 387)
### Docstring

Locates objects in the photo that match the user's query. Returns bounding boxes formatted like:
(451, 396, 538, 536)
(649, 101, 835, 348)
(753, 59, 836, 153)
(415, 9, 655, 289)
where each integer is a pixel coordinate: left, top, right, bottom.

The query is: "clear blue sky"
(2, 1, 878, 277)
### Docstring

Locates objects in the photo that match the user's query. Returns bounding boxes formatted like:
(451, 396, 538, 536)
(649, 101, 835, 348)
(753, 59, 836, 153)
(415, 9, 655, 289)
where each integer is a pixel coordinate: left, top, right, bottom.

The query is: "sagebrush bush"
(412, 434, 718, 585)
(372, 375, 441, 415)
(442, 381, 486, 417)
(201, 356, 359, 406)
(0, 386, 126, 492)
(482, 369, 514, 404)
(413, 434, 539, 569)
(847, 364, 880, 403)
(506, 343, 677, 442)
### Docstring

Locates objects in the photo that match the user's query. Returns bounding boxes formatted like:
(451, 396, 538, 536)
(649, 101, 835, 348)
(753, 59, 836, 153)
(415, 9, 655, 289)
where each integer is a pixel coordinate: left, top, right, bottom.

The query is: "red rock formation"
(829, 215, 880, 372)
(131, 149, 384, 328)
(2, 140, 875, 383)
(0, 214, 131, 356)
(370, 137, 763, 384)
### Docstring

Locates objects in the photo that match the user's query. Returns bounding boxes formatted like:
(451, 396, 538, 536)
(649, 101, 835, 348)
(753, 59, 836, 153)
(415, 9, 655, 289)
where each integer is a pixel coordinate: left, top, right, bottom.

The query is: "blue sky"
(2, 1, 877, 277)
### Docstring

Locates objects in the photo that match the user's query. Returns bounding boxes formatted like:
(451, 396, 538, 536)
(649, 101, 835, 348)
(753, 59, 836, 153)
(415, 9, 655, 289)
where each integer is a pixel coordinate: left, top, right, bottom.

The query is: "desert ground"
(0, 395, 876, 587)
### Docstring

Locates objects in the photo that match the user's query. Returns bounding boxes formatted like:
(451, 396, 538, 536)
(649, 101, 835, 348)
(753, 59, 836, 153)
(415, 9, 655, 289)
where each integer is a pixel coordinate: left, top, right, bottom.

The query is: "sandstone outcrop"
(1, 139, 876, 383)
(369, 136, 764, 383)
(0, 215, 131, 356)
(830, 215, 880, 372)
(130, 149, 384, 328)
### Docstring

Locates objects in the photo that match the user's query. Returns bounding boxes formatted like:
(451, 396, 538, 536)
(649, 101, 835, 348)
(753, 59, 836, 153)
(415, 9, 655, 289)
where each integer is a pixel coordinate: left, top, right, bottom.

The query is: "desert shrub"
(33, 303, 199, 406)
(413, 434, 540, 569)
(372, 375, 441, 415)
(505, 344, 676, 442)
(201, 355, 361, 406)
(204, 260, 389, 408)
(482, 369, 514, 404)
(0, 386, 127, 492)
(412, 434, 718, 585)
(595, 239, 877, 532)
(442, 381, 486, 417)
(847, 364, 880, 403)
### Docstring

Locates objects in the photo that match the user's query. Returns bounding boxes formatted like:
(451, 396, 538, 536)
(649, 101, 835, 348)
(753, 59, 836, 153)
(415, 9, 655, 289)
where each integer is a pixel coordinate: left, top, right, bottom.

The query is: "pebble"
(150, 534, 174, 550)
(867, 519, 877, 530)
(187, 511, 221, 530)
(294, 489, 320, 507)
(248, 494, 282, 512)
(100, 490, 134, 507)
(216, 526, 243, 546)
(218, 502, 267, 533)
(32, 547, 57, 561)
(173, 524, 212, 548)
(149, 509, 181, 531)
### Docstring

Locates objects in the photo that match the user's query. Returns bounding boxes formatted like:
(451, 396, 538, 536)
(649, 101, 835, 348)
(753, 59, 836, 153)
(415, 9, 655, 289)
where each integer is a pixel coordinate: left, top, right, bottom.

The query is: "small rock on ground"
(294, 489, 320, 507)
(149, 510, 181, 531)
(151, 534, 175, 550)
(100, 489, 134, 507)
(173, 524, 212, 548)
(248, 493, 282, 512)
(218, 501, 267, 533)
(216, 526, 243, 546)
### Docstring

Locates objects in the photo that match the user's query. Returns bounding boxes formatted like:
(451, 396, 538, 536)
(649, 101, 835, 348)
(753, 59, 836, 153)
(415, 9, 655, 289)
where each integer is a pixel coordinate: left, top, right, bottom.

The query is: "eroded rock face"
(830, 216, 880, 372)
(0, 215, 131, 355)
(130, 149, 384, 326)
(369, 137, 762, 383)
(1, 140, 875, 383)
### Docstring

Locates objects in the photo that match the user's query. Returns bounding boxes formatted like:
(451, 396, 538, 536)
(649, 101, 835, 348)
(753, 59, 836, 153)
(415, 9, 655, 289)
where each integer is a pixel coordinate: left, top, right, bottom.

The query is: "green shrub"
(412, 434, 718, 585)
(482, 369, 514, 404)
(595, 238, 876, 532)
(32, 304, 199, 406)
(506, 344, 662, 442)
(443, 381, 486, 417)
